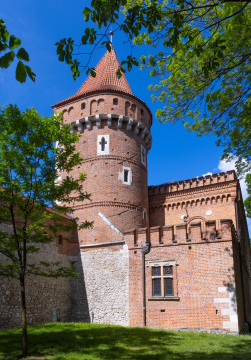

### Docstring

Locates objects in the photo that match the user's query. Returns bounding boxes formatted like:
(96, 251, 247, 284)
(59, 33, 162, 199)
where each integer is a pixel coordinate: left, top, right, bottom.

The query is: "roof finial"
(109, 30, 113, 44)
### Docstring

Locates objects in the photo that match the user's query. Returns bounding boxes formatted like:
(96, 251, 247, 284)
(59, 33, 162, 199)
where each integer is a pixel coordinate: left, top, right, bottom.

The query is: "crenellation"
(148, 170, 236, 196)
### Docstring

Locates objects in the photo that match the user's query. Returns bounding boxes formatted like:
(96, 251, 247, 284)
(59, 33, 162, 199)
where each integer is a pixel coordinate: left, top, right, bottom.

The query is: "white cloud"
(217, 159, 248, 199)
(202, 172, 213, 177)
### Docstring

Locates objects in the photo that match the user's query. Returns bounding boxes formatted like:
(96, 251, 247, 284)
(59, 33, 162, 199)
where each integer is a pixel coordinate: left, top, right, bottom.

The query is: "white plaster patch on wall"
(214, 298, 230, 304)
(120, 244, 128, 254)
(216, 283, 238, 333)
(80, 246, 129, 326)
(218, 287, 229, 293)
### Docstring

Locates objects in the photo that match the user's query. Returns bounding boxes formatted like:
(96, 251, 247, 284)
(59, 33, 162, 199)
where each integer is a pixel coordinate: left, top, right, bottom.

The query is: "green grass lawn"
(0, 323, 250, 360)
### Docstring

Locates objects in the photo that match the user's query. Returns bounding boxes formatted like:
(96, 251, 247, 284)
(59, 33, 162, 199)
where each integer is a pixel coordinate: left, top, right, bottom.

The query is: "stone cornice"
(72, 201, 142, 211)
(69, 113, 152, 150)
(80, 240, 125, 249)
(149, 180, 237, 205)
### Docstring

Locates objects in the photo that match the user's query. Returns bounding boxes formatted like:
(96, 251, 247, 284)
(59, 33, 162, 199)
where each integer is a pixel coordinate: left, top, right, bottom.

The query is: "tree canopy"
(0, 105, 92, 357)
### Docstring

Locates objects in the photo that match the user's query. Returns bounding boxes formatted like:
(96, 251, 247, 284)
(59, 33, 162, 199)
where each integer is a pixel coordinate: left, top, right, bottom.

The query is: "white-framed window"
(141, 145, 146, 167)
(97, 135, 109, 155)
(143, 208, 147, 221)
(118, 167, 132, 185)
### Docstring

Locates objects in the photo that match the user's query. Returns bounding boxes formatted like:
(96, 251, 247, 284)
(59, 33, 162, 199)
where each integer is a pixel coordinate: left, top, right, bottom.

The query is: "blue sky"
(0, 1, 231, 187)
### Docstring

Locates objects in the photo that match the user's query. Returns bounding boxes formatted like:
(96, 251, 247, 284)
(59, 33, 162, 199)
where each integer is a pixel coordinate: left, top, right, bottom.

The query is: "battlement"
(124, 219, 234, 248)
(148, 170, 236, 196)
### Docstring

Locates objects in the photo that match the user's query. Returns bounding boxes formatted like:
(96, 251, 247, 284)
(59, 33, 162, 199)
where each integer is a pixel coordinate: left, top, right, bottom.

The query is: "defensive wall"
(124, 219, 251, 333)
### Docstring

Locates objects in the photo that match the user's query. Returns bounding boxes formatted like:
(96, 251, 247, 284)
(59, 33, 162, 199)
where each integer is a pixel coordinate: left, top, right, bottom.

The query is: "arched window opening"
(81, 102, 85, 110)
(125, 101, 130, 116)
(113, 98, 118, 105)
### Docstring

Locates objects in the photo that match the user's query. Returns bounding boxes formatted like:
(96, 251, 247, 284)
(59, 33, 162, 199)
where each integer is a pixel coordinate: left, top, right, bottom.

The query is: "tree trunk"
(20, 275, 28, 358)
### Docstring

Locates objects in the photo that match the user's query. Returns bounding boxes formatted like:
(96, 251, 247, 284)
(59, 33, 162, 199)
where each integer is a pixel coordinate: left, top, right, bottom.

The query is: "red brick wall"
(125, 221, 238, 332)
(54, 92, 152, 130)
(149, 173, 237, 229)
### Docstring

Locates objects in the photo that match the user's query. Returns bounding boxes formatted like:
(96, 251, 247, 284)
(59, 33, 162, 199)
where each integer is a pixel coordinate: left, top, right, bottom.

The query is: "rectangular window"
(124, 169, 129, 183)
(119, 167, 132, 185)
(151, 263, 174, 297)
(164, 278, 173, 296)
(153, 278, 161, 296)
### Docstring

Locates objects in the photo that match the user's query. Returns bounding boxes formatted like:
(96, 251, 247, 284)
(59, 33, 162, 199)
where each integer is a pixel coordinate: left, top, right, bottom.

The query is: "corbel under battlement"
(69, 114, 152, 150)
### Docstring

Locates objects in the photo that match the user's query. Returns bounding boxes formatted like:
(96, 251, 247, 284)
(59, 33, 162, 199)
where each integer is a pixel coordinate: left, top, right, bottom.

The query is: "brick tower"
(52, 46, 152, 245)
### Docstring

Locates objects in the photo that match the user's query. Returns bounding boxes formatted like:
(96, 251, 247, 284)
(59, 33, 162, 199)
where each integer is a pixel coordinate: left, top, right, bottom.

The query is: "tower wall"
(54, 92, 152, 245)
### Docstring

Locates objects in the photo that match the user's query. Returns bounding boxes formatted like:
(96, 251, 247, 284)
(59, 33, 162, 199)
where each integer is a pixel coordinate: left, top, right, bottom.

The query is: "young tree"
(0, 18, 35, 83)
(0, 105, 92, 358)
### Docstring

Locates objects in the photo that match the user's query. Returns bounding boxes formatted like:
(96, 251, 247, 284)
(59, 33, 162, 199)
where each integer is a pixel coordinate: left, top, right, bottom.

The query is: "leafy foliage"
(0, 105, 92, 356)
(0, 18, 35, 83)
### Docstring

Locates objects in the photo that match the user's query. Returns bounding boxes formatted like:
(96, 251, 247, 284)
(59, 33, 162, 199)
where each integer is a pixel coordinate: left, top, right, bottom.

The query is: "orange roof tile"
(52, 48, 133, 108)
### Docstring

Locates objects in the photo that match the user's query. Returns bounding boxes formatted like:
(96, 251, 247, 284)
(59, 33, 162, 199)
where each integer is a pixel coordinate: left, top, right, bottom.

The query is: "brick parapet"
(124, 219, 234, 250)
(148, 171, 236, 196)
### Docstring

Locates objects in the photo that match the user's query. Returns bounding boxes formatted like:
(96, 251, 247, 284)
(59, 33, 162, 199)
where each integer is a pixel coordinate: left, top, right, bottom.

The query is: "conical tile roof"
(76, 48, 133, 95)
(52, 48, 133, 108)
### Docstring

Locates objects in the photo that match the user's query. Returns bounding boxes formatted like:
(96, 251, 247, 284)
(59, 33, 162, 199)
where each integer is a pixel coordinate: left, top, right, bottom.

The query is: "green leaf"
(9, 35, 21, 50)
(83, 7, 92, 15)
(116, 69, 122, 79)
(90, 70, 96, 78)
(0, 51, 15, 68)
(81, 35, 89, 44)
(15, 61, 27, 83)
(25, 65, 36, 82)
(106, 42, 111, 52)
(0, 42, 8, 52)
(2, 29, 9, 43)
(58, 54, 65, 62)
(16, 47, 29, 62)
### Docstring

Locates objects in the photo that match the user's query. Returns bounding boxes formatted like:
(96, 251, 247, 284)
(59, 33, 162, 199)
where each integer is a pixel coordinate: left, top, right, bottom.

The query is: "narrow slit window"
(113, 98, 118, 105)
(58, 235, 63, 245)
(81, 102, 85, 110)
(124, 169, 129, 183)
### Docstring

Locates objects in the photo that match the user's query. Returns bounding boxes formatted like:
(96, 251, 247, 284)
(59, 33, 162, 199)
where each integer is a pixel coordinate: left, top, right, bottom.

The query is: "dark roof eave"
(51, 89, 153, 124)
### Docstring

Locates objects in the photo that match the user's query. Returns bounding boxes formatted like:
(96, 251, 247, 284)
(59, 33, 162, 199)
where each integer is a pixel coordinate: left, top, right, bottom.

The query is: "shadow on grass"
(0, 323, 251, 360)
